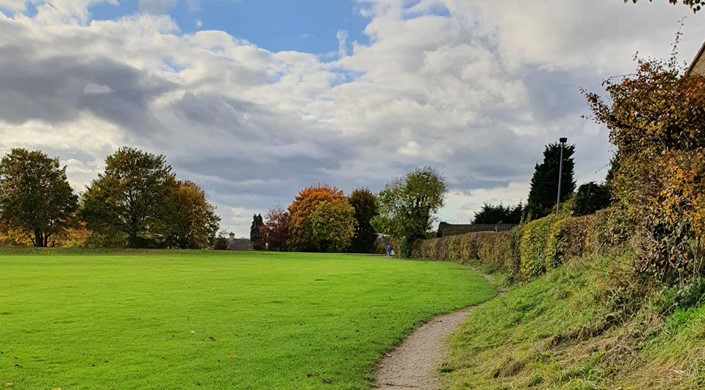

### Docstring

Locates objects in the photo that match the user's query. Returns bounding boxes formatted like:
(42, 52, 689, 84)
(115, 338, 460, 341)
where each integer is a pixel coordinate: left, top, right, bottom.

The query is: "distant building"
(227, 237, 253, 251)
(687, 41, 705, 77)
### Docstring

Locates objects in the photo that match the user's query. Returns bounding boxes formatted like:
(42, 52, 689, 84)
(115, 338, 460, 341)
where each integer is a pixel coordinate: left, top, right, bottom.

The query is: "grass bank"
(0, 250, 495, 389)
(442, 252, 705, 389)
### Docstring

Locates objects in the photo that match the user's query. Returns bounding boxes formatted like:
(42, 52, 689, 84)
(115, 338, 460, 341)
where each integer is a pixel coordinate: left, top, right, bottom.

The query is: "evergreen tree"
(472, 203, 523, 224)
(573, 182, 611, 216)
(526, 143, 576, 219)
(250, 213, 264, 250)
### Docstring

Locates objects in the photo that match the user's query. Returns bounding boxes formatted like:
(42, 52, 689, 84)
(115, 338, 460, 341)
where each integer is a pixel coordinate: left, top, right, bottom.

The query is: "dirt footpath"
(374, 307, 472, 389)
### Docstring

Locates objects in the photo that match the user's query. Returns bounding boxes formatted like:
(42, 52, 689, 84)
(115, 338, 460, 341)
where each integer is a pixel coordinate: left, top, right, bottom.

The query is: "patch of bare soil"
(374, 307, 472, 390)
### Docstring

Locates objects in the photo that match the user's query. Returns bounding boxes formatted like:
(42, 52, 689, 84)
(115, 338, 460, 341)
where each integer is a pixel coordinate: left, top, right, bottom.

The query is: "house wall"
(692, 54, 705, 77)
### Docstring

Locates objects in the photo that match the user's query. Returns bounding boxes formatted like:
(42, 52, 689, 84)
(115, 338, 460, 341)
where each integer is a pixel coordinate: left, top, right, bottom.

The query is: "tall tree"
(0, 148, 78, 247)
(81, 147, 175, 248)
(287, 184, 345, 251)
(307, 198, 356, 252)
(525, 143, 576, 219)
(373, 167, 447, 257)
(260, 207, 289, 251)
(165, 180, 220, 249)
(250, 214, 264, 250)
(472, 203, 523, 224)
(348, 188, 379, 253)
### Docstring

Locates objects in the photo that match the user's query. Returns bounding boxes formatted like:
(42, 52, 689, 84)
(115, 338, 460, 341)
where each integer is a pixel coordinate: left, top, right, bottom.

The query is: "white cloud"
(0, 0, 704, 236)
(337, 29, 349, 58)
(0, 0, 26, 11)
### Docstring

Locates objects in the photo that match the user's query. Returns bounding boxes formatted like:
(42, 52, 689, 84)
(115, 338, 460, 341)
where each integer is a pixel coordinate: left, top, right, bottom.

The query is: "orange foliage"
(585, 54, 705, 283)
(52, 223, 92, 248)
(0, 226, 32, 247)
(287, 184, 345, 251)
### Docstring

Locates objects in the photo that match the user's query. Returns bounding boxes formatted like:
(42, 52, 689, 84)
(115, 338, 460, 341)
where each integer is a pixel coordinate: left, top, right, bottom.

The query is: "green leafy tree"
(572, 182, 612, 216)
(472, 203, 523, 224)
(81, 147, 176, 248)
(250, 214, 264, 250)
(348, 188, 379, 253)
(0, 148, 78, 247)
(625, 0, 702, 12)
(373, 167, 447, 257)
(165, 180, 220, 249)
(307, 198, 356, 252)
(526, 143, 576, 219)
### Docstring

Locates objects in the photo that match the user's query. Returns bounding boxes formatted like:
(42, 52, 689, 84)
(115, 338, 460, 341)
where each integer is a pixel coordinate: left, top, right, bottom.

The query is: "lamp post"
(556, 137, 567, 214)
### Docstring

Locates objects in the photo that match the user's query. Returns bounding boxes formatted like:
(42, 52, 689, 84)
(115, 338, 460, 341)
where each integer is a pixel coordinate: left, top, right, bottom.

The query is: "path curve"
(374, 307, 472, 389)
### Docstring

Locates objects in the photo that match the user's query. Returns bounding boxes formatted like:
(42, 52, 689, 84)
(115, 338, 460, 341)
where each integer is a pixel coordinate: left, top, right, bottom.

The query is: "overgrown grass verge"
(442, 253, 705, 390)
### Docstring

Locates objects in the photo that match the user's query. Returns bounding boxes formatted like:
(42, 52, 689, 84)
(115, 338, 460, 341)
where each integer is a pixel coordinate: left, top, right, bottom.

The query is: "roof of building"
(687, 40, 705, 77)
(227, 238, 253, 251)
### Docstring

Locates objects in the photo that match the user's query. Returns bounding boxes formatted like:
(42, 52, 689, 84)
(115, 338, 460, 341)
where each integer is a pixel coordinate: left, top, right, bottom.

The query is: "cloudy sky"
(0, 0, 704, 237)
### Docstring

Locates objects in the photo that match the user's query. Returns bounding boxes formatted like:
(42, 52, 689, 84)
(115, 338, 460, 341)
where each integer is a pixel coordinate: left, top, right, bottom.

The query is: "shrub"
(213, 236, 229, 250)
(573, 182, 611, 216)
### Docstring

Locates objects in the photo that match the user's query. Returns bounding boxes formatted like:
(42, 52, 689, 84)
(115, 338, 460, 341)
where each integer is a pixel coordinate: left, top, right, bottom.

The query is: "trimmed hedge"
(413, 208, 619, 281)
(411, 230, 511, 272)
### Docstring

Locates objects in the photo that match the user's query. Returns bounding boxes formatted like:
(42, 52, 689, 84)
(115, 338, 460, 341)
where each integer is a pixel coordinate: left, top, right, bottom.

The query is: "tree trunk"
(33, 228, 45, 247)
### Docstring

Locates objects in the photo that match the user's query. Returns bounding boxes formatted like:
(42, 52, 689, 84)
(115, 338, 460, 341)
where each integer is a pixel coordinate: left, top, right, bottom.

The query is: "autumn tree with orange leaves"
(164, 180, 221, 249)
(287, 184, 350, 251)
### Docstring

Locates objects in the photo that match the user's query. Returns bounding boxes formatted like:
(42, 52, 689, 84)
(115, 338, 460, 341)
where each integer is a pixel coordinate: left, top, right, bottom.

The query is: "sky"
(0, 0, 704, 238)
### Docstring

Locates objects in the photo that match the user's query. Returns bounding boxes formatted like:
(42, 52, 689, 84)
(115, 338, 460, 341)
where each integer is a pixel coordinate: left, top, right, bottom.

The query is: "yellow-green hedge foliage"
(413, 209, 623, 281)
(519, 216, 555, 278)
(411, 230, 511, 272)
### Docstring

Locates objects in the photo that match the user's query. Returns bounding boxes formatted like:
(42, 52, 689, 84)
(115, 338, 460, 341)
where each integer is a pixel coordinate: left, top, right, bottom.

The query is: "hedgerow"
(413, 209, 624, 282)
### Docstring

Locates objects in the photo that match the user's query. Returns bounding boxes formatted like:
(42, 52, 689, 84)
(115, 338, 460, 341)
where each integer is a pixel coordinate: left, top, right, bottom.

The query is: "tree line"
(0, 147, 220, 248)
(467, 142, 612, 227)
(0, 145, 448, 255)
(247, 167, 447, 257)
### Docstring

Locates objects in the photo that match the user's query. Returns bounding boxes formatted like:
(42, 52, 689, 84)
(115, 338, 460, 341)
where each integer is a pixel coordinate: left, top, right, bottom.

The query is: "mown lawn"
(0, 250, 494, 389)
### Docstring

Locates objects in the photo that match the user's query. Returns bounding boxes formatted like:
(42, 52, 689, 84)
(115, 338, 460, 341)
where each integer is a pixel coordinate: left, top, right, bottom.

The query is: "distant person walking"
(386, 244, 392, 258)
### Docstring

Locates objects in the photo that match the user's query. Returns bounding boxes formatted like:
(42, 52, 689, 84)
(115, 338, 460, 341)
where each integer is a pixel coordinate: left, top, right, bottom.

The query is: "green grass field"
(0, 250, 494, 389)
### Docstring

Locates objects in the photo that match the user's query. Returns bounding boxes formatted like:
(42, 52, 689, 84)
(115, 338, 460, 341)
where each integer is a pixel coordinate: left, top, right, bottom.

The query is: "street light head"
(559, 137, 567, 143)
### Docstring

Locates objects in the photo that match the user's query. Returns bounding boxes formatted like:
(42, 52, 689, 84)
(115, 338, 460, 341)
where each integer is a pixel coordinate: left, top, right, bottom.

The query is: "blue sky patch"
(88, 0, 370, 55)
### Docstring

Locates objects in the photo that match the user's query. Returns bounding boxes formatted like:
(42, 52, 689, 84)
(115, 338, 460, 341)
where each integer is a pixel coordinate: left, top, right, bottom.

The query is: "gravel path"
(374, 307, 472, 390)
